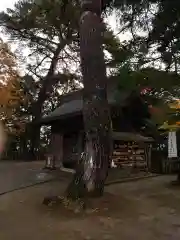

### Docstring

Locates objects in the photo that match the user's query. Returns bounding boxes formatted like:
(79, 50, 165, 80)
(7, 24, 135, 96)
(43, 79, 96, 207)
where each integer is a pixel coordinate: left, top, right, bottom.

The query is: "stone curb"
(0, 178, 58, 197)
(105, 174, 160, 186)
(0, 172, 160, 197)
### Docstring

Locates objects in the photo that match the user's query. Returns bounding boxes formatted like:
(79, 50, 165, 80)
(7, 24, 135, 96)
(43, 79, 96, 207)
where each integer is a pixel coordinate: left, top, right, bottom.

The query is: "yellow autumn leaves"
(159, 99, 180, 131)
(0, 38, 26, 135)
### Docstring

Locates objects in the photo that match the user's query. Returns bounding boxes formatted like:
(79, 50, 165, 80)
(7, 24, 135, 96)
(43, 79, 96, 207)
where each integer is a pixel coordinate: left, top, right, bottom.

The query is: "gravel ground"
(0, 175, 180, 239)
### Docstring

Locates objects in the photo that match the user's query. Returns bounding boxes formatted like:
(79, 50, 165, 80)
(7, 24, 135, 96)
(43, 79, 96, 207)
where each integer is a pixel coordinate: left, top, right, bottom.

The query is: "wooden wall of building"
(51, 115, 84, 168)
(49, 113, 152, 170)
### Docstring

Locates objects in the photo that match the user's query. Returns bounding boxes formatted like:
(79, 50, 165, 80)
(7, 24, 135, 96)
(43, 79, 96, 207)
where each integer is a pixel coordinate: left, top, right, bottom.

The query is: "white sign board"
(168, 131, 177, 158)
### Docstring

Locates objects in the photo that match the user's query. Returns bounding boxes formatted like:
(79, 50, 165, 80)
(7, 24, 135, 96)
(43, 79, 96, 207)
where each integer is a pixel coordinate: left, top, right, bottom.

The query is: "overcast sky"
(0, 0, 17, 11)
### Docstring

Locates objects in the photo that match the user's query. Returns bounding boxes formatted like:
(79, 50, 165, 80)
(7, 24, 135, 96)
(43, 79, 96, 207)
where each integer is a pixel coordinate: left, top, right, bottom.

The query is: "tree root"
(42, 195, 86, 213)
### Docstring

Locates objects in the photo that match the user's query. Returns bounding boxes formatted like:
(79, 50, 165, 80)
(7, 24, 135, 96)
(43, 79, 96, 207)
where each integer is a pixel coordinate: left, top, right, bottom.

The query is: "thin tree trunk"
(67, 0, 112, 199)
(29, 124, 41, 160)
(29, 42, 67, 158)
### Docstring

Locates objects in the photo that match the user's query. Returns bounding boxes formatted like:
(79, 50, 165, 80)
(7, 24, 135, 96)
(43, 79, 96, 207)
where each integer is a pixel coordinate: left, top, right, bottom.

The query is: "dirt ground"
(0, 175, 180, 240)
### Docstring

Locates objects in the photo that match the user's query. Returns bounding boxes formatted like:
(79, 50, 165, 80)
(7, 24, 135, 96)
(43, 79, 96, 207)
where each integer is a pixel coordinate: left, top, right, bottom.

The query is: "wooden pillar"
(147, 144, 152, 171)
(52, 133, 63, 168)
(58, 134, 63, 168)
(144, 143, 151, 172)
(44, 133, 63, 170)
(77, 131, 84, 157)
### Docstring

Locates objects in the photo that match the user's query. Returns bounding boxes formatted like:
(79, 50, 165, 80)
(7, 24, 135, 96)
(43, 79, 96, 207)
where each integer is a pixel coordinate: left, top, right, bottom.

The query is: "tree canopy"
(0, 38, 25, 135)
(0, 0, 180, 159)
(106, 0, 180, 72)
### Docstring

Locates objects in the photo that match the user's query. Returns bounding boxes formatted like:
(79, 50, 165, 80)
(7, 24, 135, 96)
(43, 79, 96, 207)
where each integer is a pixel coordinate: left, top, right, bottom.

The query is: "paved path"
(0, 161, 63, 194)
(0, 175, 179, 240)
(0, 161, 158, 195)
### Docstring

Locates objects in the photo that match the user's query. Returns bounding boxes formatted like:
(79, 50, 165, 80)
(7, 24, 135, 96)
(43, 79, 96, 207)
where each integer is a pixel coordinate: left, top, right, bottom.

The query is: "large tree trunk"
(67, 0, 112, 199)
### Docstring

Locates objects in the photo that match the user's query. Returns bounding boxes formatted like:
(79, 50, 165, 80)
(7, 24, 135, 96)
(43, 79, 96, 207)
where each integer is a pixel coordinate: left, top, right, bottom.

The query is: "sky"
(0, 0, 17, 11)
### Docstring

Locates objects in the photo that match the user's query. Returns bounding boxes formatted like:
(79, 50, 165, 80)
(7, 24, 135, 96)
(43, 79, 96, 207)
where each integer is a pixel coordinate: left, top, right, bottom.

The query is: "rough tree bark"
(66, 0, 112, 200)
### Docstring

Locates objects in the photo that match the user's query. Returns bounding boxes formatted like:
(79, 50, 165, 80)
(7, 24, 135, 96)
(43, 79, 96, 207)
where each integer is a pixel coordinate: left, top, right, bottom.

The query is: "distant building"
(40, 79, 153, 170)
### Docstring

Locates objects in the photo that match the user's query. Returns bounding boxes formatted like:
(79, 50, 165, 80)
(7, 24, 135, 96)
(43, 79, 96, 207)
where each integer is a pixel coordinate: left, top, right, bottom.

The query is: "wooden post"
(58, 134, 63, 168)
(43, 133, 63, 170)
(44, 154, 53, 170)
(77, 131, 84, 157)
(52, 133, 63, 169)
(147, 144, 152, 171)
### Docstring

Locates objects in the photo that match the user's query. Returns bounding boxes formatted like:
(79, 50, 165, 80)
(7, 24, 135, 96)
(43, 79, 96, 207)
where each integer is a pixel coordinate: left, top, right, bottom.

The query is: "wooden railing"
(162, 159, 180, 174)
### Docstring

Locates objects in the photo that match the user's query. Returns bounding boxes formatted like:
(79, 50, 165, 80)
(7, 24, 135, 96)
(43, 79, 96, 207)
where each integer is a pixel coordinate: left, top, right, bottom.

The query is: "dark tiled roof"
(41, 77, 134, 124)
(112, 132, 154, 142)
(42, 99, 83, 123)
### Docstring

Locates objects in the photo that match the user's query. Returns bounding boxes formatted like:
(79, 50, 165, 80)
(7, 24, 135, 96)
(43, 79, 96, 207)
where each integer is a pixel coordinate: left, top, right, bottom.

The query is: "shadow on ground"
(0, 175, 180, 239)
